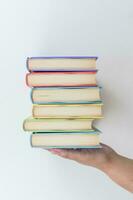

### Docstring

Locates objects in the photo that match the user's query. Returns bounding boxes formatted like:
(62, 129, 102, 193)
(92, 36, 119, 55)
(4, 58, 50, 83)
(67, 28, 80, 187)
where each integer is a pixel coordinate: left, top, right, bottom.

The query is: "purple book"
(26, 56, 98, 72)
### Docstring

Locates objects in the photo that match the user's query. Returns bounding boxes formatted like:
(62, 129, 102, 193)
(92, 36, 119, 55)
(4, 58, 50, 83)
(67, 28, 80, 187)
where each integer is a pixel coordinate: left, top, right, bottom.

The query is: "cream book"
(32, 104, 103, 118)
(31, 132, 101, 148)
(27, 56, 97, 71)
(23, 117, 94, 132)
(26, 71, 97, 87)
(31, 86, 101, 104)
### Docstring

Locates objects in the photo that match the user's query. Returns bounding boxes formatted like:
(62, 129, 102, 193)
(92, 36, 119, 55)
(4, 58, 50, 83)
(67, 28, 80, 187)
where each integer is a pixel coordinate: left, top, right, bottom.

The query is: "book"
(23, 117, 95, 132)
(32, 104, 103, 118)
(27, 56, 97, 72)
(31, 86, 101, 104)
(31, 131, 101, 148)
(26, 71, 97, 87)
(24, 55, 103, 150)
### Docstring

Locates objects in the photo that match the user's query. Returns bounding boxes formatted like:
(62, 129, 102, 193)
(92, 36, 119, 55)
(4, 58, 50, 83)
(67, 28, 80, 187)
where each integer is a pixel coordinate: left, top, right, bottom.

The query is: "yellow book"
(32, 104, 103, 119)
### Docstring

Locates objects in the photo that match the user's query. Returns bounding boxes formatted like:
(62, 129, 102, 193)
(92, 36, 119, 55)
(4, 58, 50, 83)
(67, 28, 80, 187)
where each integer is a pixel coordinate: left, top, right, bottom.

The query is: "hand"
(48, 143, 116, 171)
(47, 144, 133, 193)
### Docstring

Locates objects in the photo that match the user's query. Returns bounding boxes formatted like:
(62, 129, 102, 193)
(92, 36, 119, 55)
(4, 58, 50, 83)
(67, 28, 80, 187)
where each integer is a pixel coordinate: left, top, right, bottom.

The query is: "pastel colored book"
(27, 56, 97, 72)
(32, 104, 103, 119)
(26, 71, 97, 87)
(31, 86, 101, 104)
(23, 117, 95, 132)
(31, 131, 101, 148)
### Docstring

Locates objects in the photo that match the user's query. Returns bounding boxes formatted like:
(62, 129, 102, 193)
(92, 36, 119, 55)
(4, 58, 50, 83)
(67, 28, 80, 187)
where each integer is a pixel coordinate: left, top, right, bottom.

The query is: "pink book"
(26, 71, 97, 87)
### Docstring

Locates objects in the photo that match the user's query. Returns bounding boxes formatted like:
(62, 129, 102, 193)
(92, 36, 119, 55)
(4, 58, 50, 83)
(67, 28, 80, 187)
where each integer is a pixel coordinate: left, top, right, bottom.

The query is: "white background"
(0, 0, 133, 199)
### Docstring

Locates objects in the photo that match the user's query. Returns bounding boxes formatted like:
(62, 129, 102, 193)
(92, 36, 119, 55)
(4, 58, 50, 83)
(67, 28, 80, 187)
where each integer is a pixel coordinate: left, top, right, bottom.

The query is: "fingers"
(47, 148, 83, 161)
(45, 144, 116, 168)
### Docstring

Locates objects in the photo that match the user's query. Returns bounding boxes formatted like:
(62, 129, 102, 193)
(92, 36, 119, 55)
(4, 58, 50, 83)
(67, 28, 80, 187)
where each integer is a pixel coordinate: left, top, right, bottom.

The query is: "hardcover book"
(32, 103, 103, 119)
(31, 86, 101, 104)
(23, 117, 95, 132)
(27, 56, 97, 72)
(31, 131, 101, 148)
(26, 71, 97, 87)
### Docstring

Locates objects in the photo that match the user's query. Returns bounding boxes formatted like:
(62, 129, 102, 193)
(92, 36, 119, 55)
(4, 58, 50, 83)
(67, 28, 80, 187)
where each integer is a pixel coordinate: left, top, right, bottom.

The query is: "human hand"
(48, 143, 116, 171)
(47, 144, 133, 192)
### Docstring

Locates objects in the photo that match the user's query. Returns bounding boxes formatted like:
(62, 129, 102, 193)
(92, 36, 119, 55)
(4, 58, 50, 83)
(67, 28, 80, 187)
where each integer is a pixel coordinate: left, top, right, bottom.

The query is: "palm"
(48, 144, 116, 170)
(69, 144, 115, 168)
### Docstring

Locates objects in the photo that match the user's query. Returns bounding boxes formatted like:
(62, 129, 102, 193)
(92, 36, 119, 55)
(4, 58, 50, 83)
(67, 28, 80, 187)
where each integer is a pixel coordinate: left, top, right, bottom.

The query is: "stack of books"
(23, 56, 103, 149)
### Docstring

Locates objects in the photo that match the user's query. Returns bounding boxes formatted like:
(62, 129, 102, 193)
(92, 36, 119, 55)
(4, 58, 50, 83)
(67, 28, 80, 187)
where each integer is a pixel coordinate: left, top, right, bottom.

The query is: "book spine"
(30, 134, 33, 148)
(30, 71, 97, 75)
(23, 119, 26, 131)
(26, 73, 28, 86)
(30, 69, 98, 72)
(31, 84, 97, 87)
(28, 56, 98, 59)
(31, 86, 101, 89)
(26, 73, 32, 87)
(30, 88, 34, 103)
(32, 106, 35, 118)
(33, 101, 102, 105)
(26, 57, 30, 71)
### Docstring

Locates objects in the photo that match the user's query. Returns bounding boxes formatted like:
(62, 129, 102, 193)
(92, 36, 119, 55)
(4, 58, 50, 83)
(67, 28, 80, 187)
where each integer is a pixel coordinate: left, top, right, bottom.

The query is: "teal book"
(31, 130, 101, 149)
(31, 86, 102, 105)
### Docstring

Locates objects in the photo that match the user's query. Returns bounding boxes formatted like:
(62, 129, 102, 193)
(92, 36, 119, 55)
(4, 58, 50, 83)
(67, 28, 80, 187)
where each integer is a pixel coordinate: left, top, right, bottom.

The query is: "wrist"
(98, 150, 120, 174)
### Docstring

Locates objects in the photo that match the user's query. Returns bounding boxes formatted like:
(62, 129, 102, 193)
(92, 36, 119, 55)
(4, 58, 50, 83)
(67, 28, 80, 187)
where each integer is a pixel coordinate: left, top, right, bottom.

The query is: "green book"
(23, 117, 97, 132)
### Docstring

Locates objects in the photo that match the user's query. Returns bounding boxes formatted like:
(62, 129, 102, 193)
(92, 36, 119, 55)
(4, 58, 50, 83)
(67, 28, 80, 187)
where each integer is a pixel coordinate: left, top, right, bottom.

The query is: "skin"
(47, 144, 133, 193)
